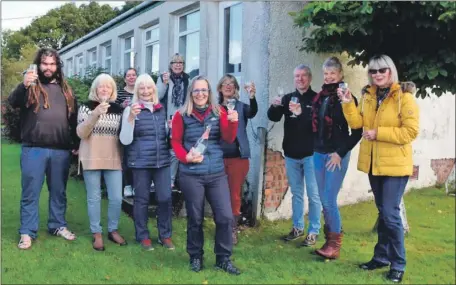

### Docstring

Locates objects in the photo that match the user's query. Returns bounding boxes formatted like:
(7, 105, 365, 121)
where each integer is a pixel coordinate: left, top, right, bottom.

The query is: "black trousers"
(179, 171, 233, 261)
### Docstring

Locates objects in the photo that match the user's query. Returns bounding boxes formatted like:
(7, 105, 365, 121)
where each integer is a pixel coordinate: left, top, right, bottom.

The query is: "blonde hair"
(132, 74, 158, 104)
(168, 53, 185, 72)
(179, 75, 221, 116)
(367, 54, 399, 86)
(88, 73, 117, 102)
(322, 56, 344, 80)
(217, 74, 240, 104)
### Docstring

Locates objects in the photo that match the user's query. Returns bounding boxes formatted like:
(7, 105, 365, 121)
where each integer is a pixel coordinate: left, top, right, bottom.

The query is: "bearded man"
(8, 48, 79, 250)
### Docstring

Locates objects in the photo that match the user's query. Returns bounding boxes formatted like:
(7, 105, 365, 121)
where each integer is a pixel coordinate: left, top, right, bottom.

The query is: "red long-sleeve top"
(171, 107, 238, 164)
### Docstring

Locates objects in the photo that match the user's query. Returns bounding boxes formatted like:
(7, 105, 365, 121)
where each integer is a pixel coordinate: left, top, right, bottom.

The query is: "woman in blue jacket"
(119, 74, 173, 251)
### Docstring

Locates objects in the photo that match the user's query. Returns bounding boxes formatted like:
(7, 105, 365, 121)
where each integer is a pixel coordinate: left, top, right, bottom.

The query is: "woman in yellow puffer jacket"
(338, 55, 419, 283)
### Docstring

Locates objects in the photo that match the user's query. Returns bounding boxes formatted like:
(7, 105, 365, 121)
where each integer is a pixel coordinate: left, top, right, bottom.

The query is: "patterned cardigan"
(76, 101, 123, 173)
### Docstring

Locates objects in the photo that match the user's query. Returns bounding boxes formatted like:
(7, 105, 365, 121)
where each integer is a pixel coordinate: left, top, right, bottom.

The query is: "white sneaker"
(124, 185, 134, 197)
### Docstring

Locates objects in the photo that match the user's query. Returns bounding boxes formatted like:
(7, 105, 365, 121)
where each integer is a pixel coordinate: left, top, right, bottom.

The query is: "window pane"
(105, 59, 111, 72)
(91, 51, 96, 63)
(152, 43, 159, 73)
(106, 45, 111, 57)
(151, 28, 159, 42)
(181, 31, 199, 78)
(145, 45, 153, 73)
(179, 10, 200, 33)
(125, 37, 132, 50)
(224, 4, 242, 74)
(146, 30, 151, 41)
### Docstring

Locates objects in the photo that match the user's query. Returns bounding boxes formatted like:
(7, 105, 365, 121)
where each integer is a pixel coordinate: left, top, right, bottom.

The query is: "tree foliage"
(290, 1, 456, 98)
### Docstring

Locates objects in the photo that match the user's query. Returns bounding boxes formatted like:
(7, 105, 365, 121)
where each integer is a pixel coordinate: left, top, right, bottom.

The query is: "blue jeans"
(82, 170, 123, 233)
(19, 146, 71, 238)
(369, 174, 408, 271)
(170, 149, 178, 186)
(132, 167, 172, 241)
(284, 155, 321, 234)
(313, 152, 350, 234)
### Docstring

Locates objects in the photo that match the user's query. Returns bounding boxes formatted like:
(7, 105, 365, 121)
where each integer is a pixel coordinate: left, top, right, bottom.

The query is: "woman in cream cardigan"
(77, 73, 127, 251)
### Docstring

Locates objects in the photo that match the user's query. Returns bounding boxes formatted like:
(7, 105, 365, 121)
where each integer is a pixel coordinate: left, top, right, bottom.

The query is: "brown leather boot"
(92, 233, 105, 251)
(315, 232, 343, 259)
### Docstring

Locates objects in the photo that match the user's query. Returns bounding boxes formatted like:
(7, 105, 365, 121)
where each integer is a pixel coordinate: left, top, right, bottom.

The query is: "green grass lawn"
(1, 142, 455, 284)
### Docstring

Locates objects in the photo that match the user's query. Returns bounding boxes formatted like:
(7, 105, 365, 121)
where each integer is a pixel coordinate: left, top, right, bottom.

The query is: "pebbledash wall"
(58, 0, 455, 219)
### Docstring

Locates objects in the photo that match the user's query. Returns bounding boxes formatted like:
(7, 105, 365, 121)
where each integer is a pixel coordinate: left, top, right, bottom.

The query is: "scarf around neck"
(312, 82, 340, 140)
(170, 73, 184, 108)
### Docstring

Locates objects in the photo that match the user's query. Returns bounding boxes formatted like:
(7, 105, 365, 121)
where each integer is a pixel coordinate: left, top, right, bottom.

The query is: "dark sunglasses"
(368, 68, 389, 74)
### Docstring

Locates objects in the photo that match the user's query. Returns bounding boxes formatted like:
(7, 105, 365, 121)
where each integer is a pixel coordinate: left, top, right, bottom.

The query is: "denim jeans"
(284, 155, 321, 234)
(82, 170, 123, 233)
(313, 152, 350, 233)
(369, 173, 409, 271)
(19, 146, 71, 239)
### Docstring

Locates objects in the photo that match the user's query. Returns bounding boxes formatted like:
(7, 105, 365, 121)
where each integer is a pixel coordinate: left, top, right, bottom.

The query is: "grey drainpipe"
(59, 0, 157, 54)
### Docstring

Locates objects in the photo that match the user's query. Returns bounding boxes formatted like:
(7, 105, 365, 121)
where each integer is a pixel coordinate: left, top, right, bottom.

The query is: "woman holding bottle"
(171, 76, 241, 275)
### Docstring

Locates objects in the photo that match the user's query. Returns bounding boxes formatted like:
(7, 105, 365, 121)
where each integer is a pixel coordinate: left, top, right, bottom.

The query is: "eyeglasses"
(221, 83, 235, 87)
(368, 68, 389, 75)
(192, 89, 209, 95)
(171, 62, 184, 65)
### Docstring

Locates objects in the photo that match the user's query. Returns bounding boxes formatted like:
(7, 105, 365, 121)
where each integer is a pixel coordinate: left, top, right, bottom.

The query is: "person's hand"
(163, 71, 169, 84)
(167, 119, 172, 129)
(186, 148, 204, 163)
(326, 152, 342, 172)
(272, 96, 282, 106)
(362, 129, 377, 141)
(93, 102, 109, 116)
(245, 82, 256, 98)
(289, 101, 302, 116)
(227, 109, 238, 122)
(23, 70, 38, 88)
(337, 87, 353, 103)
(129, 103, 141, 121)
(122, 98, 131, 108)
(71, 149, 79, 156)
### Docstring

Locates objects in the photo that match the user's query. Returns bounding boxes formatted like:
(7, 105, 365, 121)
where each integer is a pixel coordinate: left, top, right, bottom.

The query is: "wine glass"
(227, 98, 236, 111)
(290, 97, 300, 118)
(28, 64, 37, 86)
(339, 82, 349, 102)
(244, 81, 252, 94)
(274, 86, 285, 106)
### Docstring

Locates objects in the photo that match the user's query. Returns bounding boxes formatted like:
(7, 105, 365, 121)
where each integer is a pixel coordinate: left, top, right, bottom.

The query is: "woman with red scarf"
(311, 57, 362, 260)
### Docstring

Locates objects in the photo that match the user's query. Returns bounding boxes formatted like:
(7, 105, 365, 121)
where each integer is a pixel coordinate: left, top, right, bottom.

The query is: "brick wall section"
(263, 149, 289, 211)
(431, 158, 456, 184)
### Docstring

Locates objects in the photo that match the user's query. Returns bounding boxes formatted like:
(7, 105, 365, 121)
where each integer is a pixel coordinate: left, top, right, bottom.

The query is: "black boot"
(215, 257, 241, 275)
(189, 256, 203, 272)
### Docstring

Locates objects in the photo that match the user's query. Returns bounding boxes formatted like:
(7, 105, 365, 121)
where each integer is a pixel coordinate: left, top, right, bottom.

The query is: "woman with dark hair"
(312, 56, 362, 260)
(115, 68, 137, 197)
(171, 76, 241, 275)
(216, 74, 257, 245)
(339, 54, 419, 283)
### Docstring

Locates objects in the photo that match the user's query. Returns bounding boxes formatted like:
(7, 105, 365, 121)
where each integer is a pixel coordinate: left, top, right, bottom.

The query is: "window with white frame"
(143, 26, 159, 74)
(177, 10, 200, 78)
(66, 58, 73, 77)
(219, 2, 242, 77)
(88, 48, 97, 68)
(75, 54, 84, 76)
(102, 44, 112, 74)
(121, 35, 135, 72)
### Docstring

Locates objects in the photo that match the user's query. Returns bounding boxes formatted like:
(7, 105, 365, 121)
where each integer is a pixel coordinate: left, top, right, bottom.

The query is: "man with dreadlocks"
(8, 47, 79, 250)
